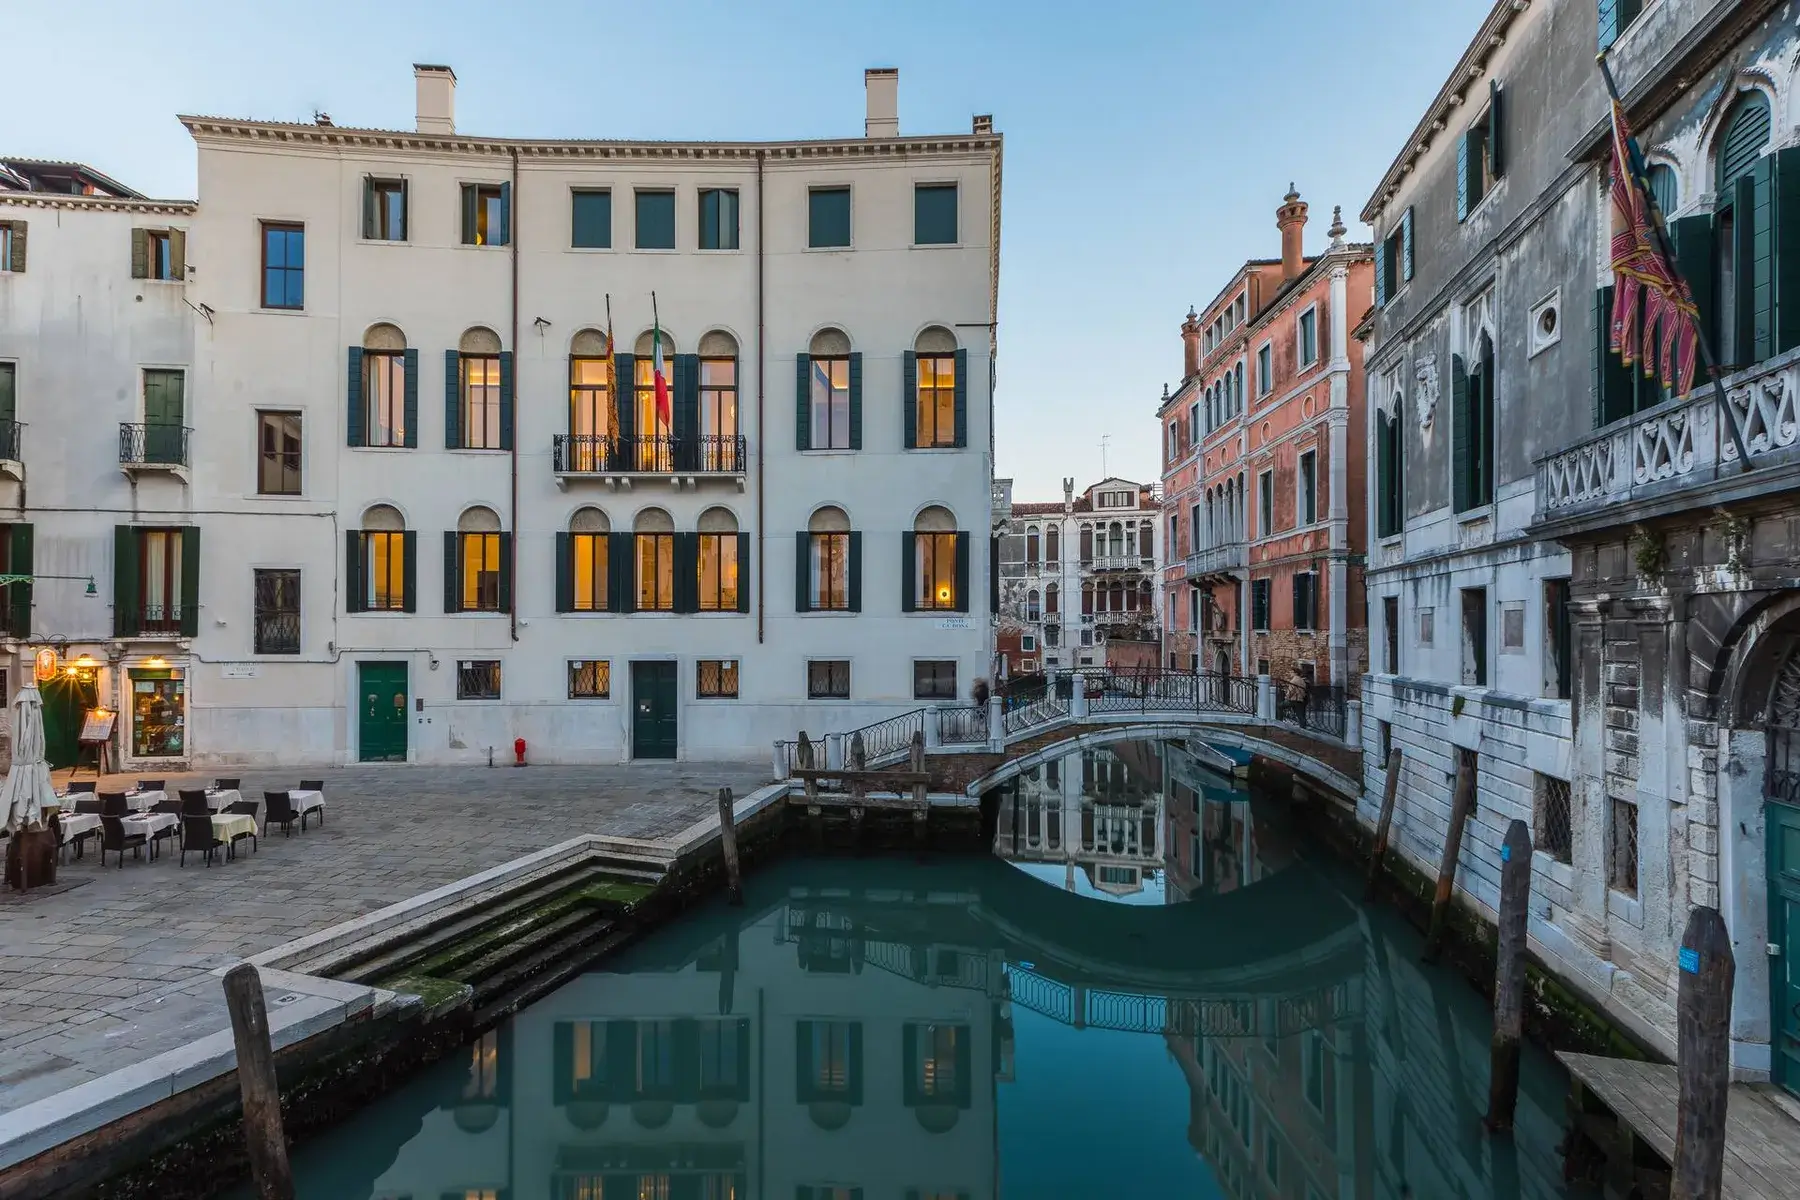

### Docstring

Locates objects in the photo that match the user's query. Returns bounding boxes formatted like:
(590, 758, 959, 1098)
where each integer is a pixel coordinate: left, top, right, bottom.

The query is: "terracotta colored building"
(1158, 189, 1373, 688)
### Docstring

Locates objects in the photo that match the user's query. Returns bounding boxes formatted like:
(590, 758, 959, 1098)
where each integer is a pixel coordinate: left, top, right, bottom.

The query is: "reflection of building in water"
(994, 747, 1163, 896)
(1159, 742, 1298, 902)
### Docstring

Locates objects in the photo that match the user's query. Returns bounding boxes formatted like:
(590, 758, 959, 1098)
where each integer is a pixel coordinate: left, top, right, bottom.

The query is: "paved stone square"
(0, 761, 767, 1113)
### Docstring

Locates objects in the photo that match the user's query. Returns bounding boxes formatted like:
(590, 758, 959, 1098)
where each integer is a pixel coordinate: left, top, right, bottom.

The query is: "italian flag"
(652, 319, 671, 431)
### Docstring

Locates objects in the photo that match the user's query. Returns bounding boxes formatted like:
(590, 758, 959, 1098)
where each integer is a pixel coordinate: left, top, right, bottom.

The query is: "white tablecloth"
(120, 790, 159, 812)
(55, 813, 100, 844)
(290, 790, 324, 818)
(125, 812, 179, 839)
(204, 789, 243, 812)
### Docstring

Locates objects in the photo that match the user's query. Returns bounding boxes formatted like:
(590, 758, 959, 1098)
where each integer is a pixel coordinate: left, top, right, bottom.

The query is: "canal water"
(265, 740, 1592, 1199)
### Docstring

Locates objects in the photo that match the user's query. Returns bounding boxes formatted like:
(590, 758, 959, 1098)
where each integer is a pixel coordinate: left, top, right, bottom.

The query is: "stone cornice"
(0, 192, 195, 215)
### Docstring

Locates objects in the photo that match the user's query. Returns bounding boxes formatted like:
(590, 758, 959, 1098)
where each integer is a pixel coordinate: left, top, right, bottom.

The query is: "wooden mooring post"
(1422, 748, 1475, 965)
(222, 963, 295, 1200)
(1365, 747, 1403, 899)
(1672, 906, 1734, 1200)
(1484, 819, 1531, 1133)
(717, 786, 743, 906)
(910, 730, 929, 846)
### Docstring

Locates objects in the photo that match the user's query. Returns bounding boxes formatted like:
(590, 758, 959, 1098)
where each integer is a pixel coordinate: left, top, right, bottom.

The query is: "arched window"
(1026, 588, 1041, 622)
(1082, 582, 1094, 615)
(1108, 521, 1124, 558)
(1645, 163, 1678, 216)
(807, 328, 854, 451)
(352, 503, 411, 612)
(1045, 582, 1059, 614)
(803, 505, 854, 612)
(697, 506, 742, 612)
(1715, 90, 1771, 193)
(1046, 524, 1060, 565)
(1453, 332, 1497, 512)
(910, 505, 962, 611)
(562, 507, 611, 613)
(356, 323, 410, 448)
(633, 507, 675, 612)
(632, 330, 676, 466)
(912, 325, 960, 448)
(1234, 362, 1245, 415)
(450, 505, 507, 614)
(1139, 519, 1154, 562)
(455, 326, 504, 451)
(1025, 525, 1040, 567)
(1079, 523, 1093, 563)
(567, 329, 612, 471)
(698, 330, 740, 469)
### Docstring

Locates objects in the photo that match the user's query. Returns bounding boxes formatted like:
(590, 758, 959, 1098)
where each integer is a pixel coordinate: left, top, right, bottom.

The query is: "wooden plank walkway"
(1559, 1052, 1800, 1199)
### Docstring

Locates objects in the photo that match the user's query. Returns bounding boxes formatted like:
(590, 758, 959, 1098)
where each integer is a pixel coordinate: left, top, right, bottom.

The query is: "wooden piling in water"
(1365, 747, 1403, 899)
(222, 963, 295, 1200)
(717, 786, 743, 906)
(1485, 819, 1531, 1133)
(910, 730, 930, 846)
(1672, 905, 1734, 1200)
(1422, 748, 1475, 965)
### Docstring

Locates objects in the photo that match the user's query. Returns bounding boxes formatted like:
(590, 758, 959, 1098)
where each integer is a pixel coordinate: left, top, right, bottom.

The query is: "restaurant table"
(203, 789, 243, 812)
(119, 790, 160, 812)
(289, 790, 325, 823)
(211, 812, 257, 856)
(124, 812, 179, 857)
(54, 812, 100, 845)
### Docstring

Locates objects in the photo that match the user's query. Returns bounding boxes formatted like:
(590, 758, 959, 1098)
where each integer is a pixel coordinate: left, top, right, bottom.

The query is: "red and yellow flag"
(1608, 100, 1699, 397)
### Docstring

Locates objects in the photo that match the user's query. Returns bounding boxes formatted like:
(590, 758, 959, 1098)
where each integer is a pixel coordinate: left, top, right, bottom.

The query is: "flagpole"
(1597, 52, 1751, 471)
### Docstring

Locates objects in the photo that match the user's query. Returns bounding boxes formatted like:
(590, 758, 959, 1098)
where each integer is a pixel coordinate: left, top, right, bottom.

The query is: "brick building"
(1158, 190, 1373, 688)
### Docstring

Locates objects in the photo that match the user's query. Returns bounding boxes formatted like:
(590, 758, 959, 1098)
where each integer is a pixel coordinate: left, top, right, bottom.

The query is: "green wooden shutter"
(1732, 175, 1758, 366)
(362, 176, 377, 239)
(346, 349, 365, 447)
(848, 531, 862, 613)
(6, 221, 23, 273)
(403, 348, 419, 448)
(1773, 147, 1800, 354)
(1476, 342, 1495, 504)
(615, 354, 637, 445)
(794, 531, 812, 613)
(444, 531, 460, 613)
(130, 228, 148, 279)
(401, 530, 417, 612)
(555, 532, 573, 613)
(795, 353, 811, 450)
(497, 531, 514, 613)
(674, 532, 698, 613)
(113, 526, 139, 637)
(8, 523, 31, 637)
(170, 229, 185, 280)
(445, 350, 462, 449)
(179, 526, 201, 636)
(1456, 134, 1470, 222)
(736, 532, 751, 614)
(1374, 235, 1388, 307)
(953, 348, 968, 448)
(1451, 354, 1471, 511)
(1595, 286, 1637, 426)
(1488, 80, 1505, 179)
(848, 352, 863, 450)
(1402, 207, 1415, 280)
(498, 181, 512, 246)
(1750, 155, 1778, 362)
(901, 532, 917, 613)
(1376, 412, 1394, 538)
(902, 351, 917, 448)
(673, 353, 698, 468)
(1672, 215, 1717, 366)
(989, 534, 999, 616)
(610, 532, 634, 613)
(953, 532, 970, 614)
(461, 184, 477, 245)
(498, 350, 514, 451)
(345, 531, 366, 614)
(1717, 93, 1771, 194)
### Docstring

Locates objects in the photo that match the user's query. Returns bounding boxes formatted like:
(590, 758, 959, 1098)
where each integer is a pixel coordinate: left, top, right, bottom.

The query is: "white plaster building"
(72, 63, 1002, 768)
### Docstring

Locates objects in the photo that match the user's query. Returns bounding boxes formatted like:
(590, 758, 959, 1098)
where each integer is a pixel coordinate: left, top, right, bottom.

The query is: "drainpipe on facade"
(509, 146, 520, 643)
(756, 149, 766, 644)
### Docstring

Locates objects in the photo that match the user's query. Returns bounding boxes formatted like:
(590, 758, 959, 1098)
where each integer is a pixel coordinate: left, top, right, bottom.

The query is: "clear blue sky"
(4, 0, 1489, 499)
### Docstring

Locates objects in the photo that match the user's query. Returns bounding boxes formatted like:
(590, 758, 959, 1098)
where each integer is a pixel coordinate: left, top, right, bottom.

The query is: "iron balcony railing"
(138, 603, 185, 635)
(936, 705, 989, 745)
(1278, 682, 1349, 739)
(1076, 669, 1257, 717)
(1001, 681, 1070, 735)
(553, 433, 746, 475)
(119, 422, 190, 468)
(842, 708, 925, 764)
(1183, 541, 1247, 577)
(1084, 553, 1157, 572)
(0, 420, 21, 461)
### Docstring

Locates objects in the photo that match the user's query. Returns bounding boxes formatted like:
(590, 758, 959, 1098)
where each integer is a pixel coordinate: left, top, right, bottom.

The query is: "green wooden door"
(40, 673, 97, 769)
(143, 369, 184, 464)
(631, 661, 677, 760)
(357, 661, 408, 763)
(1770, 799, 1800, 1098)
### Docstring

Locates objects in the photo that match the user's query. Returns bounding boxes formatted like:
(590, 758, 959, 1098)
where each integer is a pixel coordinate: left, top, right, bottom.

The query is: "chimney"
(865, 68, 899, 138)
(1277, 184, 1308, 282)
(972, 114, 993, 135)
(1181, 307, 1202, 379)
(414, 64, 456, 135)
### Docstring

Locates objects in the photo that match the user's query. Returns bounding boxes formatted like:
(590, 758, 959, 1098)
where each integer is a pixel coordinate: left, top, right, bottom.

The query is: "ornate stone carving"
(1413, 354, 1439, 431)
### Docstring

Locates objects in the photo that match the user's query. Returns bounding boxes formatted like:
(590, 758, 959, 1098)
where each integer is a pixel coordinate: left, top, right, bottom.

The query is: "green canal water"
(268, 740, 1592, 1199)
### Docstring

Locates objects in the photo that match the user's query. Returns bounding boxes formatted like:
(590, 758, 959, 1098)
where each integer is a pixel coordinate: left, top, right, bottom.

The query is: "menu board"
(78, 710, 116, 743)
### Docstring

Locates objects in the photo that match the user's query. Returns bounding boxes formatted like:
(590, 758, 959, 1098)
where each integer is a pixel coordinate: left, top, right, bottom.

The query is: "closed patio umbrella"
(2, 684, 58, 833)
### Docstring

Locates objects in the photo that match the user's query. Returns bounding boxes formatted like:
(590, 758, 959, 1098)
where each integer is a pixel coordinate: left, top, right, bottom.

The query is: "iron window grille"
(568, 660, 610, 699)
(698, 659, 739, 699)
(807, 660, 850, 699)
(252, 568, 300, 655)
(457, 659, 501, 700)
(1536, 773, 1573, 864)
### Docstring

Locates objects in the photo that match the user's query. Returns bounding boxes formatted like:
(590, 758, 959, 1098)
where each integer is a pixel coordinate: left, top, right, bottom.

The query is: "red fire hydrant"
(514, 737, 527, 767)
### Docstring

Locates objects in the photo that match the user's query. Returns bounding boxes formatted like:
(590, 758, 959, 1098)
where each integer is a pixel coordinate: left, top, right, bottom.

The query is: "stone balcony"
(1533, 349, 1800, 534)
(1183, 541, 1247, 580)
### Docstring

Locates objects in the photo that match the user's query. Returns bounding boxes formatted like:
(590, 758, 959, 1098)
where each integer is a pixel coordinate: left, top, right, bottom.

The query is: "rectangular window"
(807, 659, 850, 699)
(916, 532, 959, 610)
(363, 351, 407, 448)
(700, 357, 739, 463)
(1302, 1032, 1326, 1113)
(698, 532, 740, 611)
(1021, 633, 1036, 652)
(809, 356, 851, 450)
(811, 532, 849, 610)
(1609, 797, 1639, 895)
(570, 189, 611, 248)
(364, 177, 407, 241)
(908, 1022, 964, 1100)
(568, 659, 611, 699)
(1257, 343, 1273, 395)
(1298, 450, 1317, 524)
(129, 667, 184, 758)
(571, 532, 608, 612)
(1383, 596, 1399, 673)
(1598, 0, 1645, 51)
(252, 568, 300, 655)
(1257, 657, 1270, 676)
(462, 183, 507, 246)
(1251, 579, 1271, 632)
(460, 532, 503, 612)
(809, 186, 851, 248)
(1536, 773, 1573, 864)
(1545, 578, 1573, 699)
(461, 354, 502, 449)
(698, 188, 740, 250)
(256, 410, 302, 495)
(1464, 109, 1495, 214)
(1298, 308, 1318, 367)
(1418, 606, 1435, 646)
(914, 183, 957, 244)
(457, 659, 501, 700)
(636, 533, 675, 612)
(260, 222, 304, 309)
(1380, 229, 1403, 305)
(1378, 719, 1392, 759)
(915, 353, 957, 447)
(365, 530, 406, 611)
(139, 528, 185, 632)
(1258, 470, 1274, 537)
(1292, 572, 1317, 631)
(0, 223, 15, 272)
(1461, 587, 1488, 686)
(914, 659, 958, 700)
(698, 658, 739, 699)
(139, 229, 173, 281)
(635, 189, 676, 249)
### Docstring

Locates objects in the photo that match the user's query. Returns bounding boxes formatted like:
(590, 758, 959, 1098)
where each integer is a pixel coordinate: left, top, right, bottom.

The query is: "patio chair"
(298, 779, 324, 792)
(73, 797, 102, 815)
(180, 815, 227, 867)
(141, 813, 180, 859)
(65, 781, 97, 795)
(213, 778, 241, 791)
(224, 821, 257, 859)
(296, 780, 326, 827)
(99, 815, 147, 868)
(135, 779, 166, 793)
(224, 797, 260, 820)
(178, 789, 210, 815)
(264, 791, 301, 836)
(151, 797, 182, 815)
(98, 792, 129, 817)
